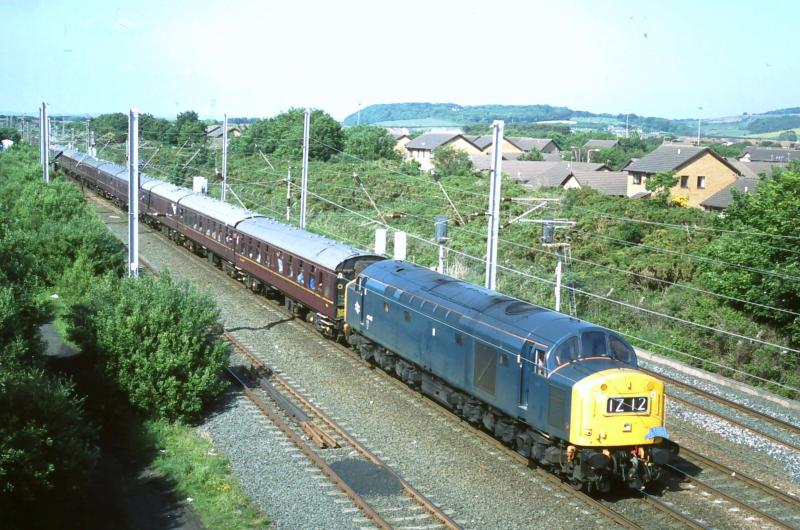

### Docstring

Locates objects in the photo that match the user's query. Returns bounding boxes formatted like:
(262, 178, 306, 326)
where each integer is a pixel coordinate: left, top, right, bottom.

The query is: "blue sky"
(2, 0, 797, 121)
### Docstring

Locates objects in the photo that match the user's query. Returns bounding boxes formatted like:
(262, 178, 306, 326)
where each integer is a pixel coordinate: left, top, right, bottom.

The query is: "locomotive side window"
(499, 354, 508, 367)
(454, 333, 463, 346)
(404, 311, 411, 322)
(534, 349, 546, 376)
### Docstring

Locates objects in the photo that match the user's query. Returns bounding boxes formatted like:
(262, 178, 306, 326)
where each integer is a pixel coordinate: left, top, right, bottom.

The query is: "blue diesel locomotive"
(345, 260, 677, 492)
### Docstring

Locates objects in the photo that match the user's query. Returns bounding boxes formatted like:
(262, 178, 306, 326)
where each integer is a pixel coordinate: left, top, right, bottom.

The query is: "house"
(563, 171, 629, 196)
(700, 177, 760, 212)
(405, 133, 483, 171)
(388, 130, 411, 153)
(583, 139, 619, 150)
(740, 147, 800, 163)
(207, 124, 243, 149)
(470, 157, 607, 188)
(468, 136, 560, 158)
(725, 158, 786, 178)
(625, 145, 741, 208)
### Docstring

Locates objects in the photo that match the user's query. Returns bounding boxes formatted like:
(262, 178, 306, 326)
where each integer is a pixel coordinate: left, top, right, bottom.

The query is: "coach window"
(309, 265, 316, 289)
(286, 256, 293, 277)
(265, 246, 271, 266)
(277, 252, 284, 273)
(256, 243, 262, 263)
(247, 238, 253, 258)
(297, 261, 305, 285)
(323, 275, 331, 298)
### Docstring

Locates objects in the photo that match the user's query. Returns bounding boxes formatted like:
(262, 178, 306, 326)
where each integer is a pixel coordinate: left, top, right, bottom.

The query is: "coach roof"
(178, 193, 263, 227)
(236, 216, 377, 271)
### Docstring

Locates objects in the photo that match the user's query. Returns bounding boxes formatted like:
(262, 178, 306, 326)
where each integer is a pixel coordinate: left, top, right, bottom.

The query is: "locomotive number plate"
(606, 396, 649, 414)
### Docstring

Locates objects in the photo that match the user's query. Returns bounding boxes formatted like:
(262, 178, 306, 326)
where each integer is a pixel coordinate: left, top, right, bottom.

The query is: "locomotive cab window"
(581, 331, 608, 358)
(609, 334, 635, 365)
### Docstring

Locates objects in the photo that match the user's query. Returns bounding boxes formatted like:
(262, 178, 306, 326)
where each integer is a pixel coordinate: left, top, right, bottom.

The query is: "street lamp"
(696, 106, 703, 146)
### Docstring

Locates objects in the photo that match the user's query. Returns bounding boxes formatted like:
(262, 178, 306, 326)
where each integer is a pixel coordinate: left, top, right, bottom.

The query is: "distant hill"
(343, 102, 800, 138)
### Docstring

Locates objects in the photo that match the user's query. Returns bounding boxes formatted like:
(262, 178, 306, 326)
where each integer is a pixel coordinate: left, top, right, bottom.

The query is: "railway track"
(668, 446, 800, 529)
(131, 249, 460, 529)
(640, 367, 800, 454)
(225, 332, 462, 530)
(89, 190, 796, 528)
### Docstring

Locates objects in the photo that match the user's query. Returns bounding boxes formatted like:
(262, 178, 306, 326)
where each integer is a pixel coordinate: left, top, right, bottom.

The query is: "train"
(53, 146, 678, 493)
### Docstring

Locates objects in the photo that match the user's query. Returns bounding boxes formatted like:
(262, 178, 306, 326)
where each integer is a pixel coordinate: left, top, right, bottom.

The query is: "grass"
(744, 127, 800, 139)
(143, 419, 269, 530)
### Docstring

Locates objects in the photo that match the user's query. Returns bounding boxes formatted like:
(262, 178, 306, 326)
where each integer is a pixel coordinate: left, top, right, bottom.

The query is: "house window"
(697, 176, 706, 189)
(680, 175, 689, 188)
(632, 174, 642, 185)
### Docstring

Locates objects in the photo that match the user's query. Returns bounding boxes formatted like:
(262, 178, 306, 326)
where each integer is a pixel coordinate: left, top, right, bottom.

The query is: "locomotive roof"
(362, 260, 600, 347)
(178, 193, 263, 227)
(236, 217, 377, 271)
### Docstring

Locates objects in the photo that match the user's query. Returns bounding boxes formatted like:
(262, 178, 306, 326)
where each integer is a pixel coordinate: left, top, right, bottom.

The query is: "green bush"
(70, 273, 228, 421)
(0, 367, 98, 530)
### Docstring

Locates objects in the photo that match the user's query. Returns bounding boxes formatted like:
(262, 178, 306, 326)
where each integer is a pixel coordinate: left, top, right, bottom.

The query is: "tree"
(0, 367, 97, 529)
(644, 171, 679, 203)
(432, 145, 474, 177)
(777, 130, 798, 142)
(0, 127, 21, 143)
(232, 108, 344, 161)
(517, 147, 543, 161)
(69, 273, 228, 422)
(700, 163, 800, 343)
(139, 114, 172, 144)
(89, 113, 127, 143)
(344, 125, 400, 161)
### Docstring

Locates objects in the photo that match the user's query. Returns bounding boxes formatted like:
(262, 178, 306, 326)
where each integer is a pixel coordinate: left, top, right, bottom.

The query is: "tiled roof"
(470, 157, 606, 188)
(571, 171, 628, 196)
(583, 139, 619, 149)
(508, 137, 557, 152)
(725, 158, 786, 178)
(625, 145, 705, 173)
(405, 133, 463, 151)
(742, 147, 800, 162)
(701, 177, 760, 210)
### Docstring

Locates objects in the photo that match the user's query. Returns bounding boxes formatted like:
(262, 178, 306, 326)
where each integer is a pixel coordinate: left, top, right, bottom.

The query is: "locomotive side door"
(517, 341, 534, 413)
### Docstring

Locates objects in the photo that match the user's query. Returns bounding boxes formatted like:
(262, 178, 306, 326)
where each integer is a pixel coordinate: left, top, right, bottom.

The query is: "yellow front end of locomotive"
(569, 369, 666, 447)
